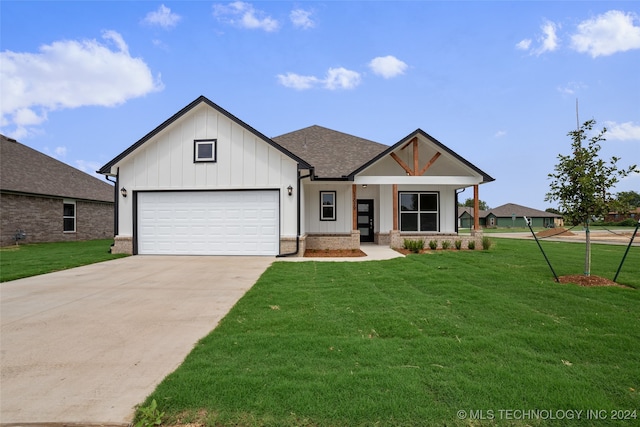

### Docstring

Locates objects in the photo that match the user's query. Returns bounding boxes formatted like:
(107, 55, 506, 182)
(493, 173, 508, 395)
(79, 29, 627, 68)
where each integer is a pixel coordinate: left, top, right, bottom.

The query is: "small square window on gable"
(194, 139, 217, 163)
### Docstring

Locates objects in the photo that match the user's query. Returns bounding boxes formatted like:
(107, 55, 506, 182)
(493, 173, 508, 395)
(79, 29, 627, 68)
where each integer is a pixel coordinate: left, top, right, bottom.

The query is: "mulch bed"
(304, 249, 367, 257)
(558, 274, 631, 288)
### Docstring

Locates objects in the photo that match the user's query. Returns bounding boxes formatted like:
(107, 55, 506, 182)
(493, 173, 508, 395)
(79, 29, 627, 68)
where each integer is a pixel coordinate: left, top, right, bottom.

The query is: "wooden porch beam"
(390, 152, 413, 176)
(400, 136, 418, 150)
(418, 152, 441, 176)
(352, 184, 357, 230)
(413, 139, 419, 177)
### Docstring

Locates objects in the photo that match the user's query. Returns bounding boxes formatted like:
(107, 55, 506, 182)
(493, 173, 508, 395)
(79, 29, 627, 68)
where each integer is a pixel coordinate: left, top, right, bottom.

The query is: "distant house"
(458, 203, 563, 228)
(605, 207, 640, 223)
(0, 135, 114, 246)
(458, 206, 488, 228)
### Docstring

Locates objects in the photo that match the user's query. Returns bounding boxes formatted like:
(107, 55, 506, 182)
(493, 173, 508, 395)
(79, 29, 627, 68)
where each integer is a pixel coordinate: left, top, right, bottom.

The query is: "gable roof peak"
(98, 95, 310, 175)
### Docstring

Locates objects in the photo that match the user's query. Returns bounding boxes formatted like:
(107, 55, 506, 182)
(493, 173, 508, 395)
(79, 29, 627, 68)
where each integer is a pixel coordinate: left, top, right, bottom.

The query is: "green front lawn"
(139, 239, 639, 427)
(0, 239, 127, 282)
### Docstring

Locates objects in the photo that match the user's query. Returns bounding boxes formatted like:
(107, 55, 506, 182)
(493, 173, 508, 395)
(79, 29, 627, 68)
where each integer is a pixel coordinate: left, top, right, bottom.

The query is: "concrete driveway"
(0, 255, 273, 425)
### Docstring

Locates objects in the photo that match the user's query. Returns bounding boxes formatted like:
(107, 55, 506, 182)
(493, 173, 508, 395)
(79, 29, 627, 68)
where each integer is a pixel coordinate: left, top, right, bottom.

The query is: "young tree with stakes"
(545, 119, 638, 277)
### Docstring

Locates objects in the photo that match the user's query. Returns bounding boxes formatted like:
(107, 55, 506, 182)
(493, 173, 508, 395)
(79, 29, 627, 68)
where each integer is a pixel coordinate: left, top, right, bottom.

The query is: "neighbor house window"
(63, 200, 76, 232)
(399, 192, 438, 231)
(320, 191, 336, 221)
(194, 139, 217, 162)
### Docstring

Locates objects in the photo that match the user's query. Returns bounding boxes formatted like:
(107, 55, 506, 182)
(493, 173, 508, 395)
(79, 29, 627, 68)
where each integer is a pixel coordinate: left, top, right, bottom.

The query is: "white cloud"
(571, 10, 640, 57)
(55, 146, 67, 158)
(325, 67, 361, 90)
(0, 31, 163, 138)
(142, 4, 182, 29)
(277, 67, 361, 90)
(277, 73, 320, 90)
(604, 121, 640, 141)
(538, 21, 559, 54)
(290, 9, 315, 29)
(368, 56, 408, 79)
(213, 1, 279, 32)
(557, 81, 587, 96)
(494, 130, 507, 138)
(517, 20, 560, 55)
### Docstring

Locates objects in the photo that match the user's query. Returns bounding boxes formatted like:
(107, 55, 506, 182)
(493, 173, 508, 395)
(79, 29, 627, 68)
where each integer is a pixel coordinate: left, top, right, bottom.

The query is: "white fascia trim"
(354, 176, 482, 185)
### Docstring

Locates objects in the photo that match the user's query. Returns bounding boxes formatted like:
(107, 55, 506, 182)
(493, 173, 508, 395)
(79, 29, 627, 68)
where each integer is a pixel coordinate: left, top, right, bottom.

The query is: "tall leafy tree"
(545, 119, 638, 276)
(460, 198, 489, 211)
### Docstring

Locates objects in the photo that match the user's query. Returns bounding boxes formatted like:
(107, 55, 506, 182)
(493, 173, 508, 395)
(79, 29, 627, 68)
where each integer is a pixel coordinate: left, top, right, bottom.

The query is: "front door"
(357, 199, 374, 242)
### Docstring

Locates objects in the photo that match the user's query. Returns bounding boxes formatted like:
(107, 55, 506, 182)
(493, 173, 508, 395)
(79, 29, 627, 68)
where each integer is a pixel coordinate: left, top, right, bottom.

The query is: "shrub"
(441, 240, 451, 250)
(482, 236, 493, 250)
(403, 239, 424, 253)
(454, 240, 462, 250)
(428, 240, 438, 250)
(468, 240, 476, 250)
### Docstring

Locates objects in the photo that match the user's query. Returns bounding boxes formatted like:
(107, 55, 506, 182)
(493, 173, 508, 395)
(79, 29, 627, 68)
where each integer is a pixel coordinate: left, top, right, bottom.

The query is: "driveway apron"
(0, 255, 273, 425)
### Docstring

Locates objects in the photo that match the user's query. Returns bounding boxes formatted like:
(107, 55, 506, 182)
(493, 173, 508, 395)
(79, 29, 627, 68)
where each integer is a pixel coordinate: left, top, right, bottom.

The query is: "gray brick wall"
(1, 193, 113, 246)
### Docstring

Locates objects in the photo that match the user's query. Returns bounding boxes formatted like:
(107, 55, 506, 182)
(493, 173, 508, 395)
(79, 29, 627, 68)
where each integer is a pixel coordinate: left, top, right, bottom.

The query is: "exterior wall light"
(287, 185, 293, 196)
(120, 187, 127, 198)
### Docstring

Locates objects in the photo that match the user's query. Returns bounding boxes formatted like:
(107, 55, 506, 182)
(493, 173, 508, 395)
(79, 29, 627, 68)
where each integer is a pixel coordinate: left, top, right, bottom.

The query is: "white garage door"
(137, 191, 279, 255)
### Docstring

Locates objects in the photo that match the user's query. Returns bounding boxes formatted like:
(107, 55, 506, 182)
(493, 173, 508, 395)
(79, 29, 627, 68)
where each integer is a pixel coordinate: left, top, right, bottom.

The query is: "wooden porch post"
(352, 184, 357, 230)
(473, 184, 480, 232)
(392, 184, 398, 230)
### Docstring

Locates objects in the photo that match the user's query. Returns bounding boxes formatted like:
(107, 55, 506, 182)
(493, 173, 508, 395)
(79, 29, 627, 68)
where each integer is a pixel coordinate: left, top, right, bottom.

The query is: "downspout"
(105, 169, 119, 237)
(276, 168, 313, 257)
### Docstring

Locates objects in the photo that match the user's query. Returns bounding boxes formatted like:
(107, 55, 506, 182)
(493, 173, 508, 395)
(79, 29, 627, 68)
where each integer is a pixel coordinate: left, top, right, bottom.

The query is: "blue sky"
(2, 1, 639, 210)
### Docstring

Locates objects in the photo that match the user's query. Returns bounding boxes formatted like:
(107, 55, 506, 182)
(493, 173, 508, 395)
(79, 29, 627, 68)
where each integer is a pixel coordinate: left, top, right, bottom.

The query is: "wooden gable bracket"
(391, 137, 442, 176)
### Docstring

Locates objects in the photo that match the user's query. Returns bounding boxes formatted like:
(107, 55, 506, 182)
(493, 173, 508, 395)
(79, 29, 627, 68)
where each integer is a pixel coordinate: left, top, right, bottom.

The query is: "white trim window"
(320, 191, 336, 221)
(399, 192, 438, 231)
(63, 200, 76, 233)
(194, 139, 217, 162)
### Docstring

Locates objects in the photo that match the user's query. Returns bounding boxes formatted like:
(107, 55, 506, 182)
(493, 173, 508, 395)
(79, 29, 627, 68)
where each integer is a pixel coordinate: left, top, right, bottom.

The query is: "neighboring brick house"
(605, 207, 640, 223)
(0, 134, 114, 246)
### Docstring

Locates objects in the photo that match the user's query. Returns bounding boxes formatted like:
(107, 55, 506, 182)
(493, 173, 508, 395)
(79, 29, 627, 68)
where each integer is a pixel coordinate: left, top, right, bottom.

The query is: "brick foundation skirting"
(305, 231, 360, 250)
(111, 236, 133, 254)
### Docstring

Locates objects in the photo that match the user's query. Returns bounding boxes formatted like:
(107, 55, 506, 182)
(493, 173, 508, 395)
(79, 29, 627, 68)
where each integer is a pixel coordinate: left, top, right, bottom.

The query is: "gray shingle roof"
(458, 204, 561, 218)
(1, 134, 114, 203)
(487, 203, 561, 218)
(458, 206, 489, 218)
(272, 125, 388, 178)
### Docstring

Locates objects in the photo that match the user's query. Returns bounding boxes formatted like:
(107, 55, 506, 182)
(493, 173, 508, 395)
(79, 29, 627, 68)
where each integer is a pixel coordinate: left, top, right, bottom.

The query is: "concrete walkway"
(0, 255, 273, 425)
(278, 244, 405, 262)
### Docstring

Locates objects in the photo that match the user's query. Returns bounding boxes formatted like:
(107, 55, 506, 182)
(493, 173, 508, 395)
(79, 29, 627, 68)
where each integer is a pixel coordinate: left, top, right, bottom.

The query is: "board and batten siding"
(116, 103, 298, 238)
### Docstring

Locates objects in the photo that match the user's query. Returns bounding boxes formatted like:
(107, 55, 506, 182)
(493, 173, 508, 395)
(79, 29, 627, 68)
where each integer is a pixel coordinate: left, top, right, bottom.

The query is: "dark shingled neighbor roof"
(0, 134, 114, 203)
(272, 125, 389, 178)
(458, 204, 561, 218)
(488, 203, 562, 218)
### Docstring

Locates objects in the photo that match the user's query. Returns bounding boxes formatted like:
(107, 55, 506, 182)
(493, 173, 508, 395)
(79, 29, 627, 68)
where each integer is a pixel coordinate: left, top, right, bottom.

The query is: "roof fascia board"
(348, 129, 495, 183)
(98, 96, 310, 175)
(354, 175, 482, 186)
